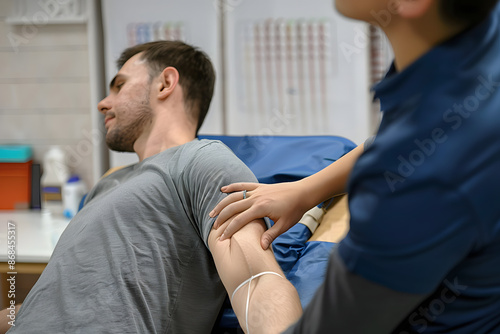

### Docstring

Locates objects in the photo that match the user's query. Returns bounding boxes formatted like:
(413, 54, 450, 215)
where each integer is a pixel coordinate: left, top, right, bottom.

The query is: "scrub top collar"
(371, 4, 500, 114)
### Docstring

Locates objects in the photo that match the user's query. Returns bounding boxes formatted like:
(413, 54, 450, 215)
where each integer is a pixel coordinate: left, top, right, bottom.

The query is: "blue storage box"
(0, 145, 33, 163)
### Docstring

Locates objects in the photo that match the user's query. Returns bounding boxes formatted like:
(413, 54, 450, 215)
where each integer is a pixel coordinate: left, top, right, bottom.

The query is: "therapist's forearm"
(297, 143, 365, 209)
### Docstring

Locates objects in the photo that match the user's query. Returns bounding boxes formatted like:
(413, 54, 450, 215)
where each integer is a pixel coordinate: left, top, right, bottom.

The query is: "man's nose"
(97, 96, 112, 114)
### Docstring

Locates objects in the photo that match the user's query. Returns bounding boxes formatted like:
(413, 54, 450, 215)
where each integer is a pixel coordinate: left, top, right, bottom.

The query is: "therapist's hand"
(210, 181, 314, 250)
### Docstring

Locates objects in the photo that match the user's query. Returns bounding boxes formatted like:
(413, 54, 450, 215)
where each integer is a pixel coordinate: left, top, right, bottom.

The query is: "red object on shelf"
(0, 160, 33, 210)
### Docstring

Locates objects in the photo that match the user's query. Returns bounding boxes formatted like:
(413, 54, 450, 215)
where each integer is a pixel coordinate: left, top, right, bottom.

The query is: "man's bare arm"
(208, 218, 302, 334)
(0, 304, 21, 334)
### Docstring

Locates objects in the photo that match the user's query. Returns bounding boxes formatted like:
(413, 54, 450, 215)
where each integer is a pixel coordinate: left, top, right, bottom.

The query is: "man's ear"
(157, 67, 180, 100)
(396, 0, 434, 19)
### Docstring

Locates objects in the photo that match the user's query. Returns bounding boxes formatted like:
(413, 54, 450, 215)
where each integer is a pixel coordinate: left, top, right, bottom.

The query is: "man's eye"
(117, 83, 124, 89)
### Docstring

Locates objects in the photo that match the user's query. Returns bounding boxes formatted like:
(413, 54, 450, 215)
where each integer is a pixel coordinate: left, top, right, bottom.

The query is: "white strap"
(231, 271, 284, 334)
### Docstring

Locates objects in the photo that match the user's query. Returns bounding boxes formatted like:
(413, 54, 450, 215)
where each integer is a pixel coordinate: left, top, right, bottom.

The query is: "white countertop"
(0, 208, 70, 263)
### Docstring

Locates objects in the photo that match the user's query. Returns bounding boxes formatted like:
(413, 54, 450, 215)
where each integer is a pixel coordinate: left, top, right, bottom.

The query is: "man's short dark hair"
(117, 40, 215, 135)
(440, 0, 499, 26)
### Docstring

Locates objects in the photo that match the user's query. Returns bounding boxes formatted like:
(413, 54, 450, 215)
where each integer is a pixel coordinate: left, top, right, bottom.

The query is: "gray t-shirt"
(11, 139, 258, 334)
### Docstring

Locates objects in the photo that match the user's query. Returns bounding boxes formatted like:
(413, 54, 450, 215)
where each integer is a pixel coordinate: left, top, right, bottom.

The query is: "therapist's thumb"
(261, 227, 282, 250)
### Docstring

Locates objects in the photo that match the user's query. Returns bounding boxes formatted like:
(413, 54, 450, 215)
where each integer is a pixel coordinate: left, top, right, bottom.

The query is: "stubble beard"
(106, 94, 153, 153)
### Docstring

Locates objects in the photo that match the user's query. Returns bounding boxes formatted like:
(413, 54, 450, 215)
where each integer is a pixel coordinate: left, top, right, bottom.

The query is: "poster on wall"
(224, 0, 373, 144)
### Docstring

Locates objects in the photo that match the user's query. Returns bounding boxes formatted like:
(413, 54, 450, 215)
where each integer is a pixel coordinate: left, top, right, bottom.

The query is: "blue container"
(0, 145, 32, 163)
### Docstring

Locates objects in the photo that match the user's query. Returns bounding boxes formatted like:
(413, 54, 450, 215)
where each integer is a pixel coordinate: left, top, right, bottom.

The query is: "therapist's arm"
(283, 250, 428, 333)
(211, 142, 367, 249)
(208, 218, 302, 334)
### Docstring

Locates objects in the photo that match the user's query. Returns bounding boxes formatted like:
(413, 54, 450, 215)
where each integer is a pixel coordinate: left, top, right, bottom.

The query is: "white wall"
(224, 0, 372, 144)
(0, 0, 105, 188)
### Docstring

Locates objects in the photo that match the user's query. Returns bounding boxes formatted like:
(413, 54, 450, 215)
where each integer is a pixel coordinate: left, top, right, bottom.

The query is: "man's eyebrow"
(109, 74, 126, 90)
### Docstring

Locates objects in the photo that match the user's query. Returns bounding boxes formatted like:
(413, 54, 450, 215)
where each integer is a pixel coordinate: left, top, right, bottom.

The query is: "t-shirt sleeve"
(338, 178, 478, 294)
(182, 141, 260, 248)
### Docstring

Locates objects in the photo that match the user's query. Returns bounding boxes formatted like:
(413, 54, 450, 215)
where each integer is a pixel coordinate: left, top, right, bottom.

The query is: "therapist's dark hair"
(440, 0, 499, 26)
(117, 40, 215, 135)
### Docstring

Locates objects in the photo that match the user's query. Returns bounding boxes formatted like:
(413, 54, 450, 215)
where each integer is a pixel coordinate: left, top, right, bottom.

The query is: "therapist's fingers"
(211, 195, 253, 229)
(220, 182, 259, 193)
(261, 223, 291, 250)
(210, 182, 259, 223)
(218, 205, 266, 241)
(211, 191, 247, 218)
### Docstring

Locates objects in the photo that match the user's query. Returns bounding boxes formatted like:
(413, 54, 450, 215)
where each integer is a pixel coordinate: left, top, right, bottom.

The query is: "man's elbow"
(241, 273, 302, 334)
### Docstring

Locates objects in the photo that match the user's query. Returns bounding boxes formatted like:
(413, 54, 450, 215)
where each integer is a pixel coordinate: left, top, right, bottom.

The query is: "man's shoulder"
(186, 138, 231, 153)
(148, 139, 249, 182)
(178, 138, 256, 182)
(178, 139, 238, 164)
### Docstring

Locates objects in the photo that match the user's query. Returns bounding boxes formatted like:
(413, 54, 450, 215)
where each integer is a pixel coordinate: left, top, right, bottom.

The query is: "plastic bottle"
(41, 146, 70, 201)
(41, 146, 69, 184)
(62, 175, 87, 219)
